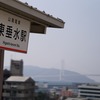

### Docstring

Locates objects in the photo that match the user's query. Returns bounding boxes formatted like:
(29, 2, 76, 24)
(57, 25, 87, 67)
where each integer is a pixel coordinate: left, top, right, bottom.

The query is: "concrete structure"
(10, 59, 23, 76)
(78, 84, 100, 100)
(3, 76, 35, 100)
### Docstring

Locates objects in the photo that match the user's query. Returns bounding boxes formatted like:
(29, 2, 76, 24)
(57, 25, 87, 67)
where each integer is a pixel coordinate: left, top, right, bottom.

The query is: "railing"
(3, 85, 34, 89)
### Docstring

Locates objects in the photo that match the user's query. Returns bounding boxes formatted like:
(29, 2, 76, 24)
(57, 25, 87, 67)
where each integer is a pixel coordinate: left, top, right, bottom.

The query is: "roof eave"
(0, 0, 65, 34)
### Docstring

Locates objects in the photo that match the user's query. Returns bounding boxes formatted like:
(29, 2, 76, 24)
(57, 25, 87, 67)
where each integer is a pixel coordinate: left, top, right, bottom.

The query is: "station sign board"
(0, 10, 30, 53)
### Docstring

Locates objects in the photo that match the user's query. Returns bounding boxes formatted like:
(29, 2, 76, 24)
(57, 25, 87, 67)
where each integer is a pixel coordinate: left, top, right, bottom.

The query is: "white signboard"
(0, 10, 30, 53)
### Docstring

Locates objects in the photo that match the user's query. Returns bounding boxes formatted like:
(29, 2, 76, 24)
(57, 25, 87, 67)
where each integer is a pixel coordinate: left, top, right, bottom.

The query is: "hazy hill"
(24, 66, 95, 83)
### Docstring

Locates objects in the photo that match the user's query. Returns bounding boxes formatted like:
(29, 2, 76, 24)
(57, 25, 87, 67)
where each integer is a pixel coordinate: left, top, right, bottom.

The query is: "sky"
(4, 0, 100, 82)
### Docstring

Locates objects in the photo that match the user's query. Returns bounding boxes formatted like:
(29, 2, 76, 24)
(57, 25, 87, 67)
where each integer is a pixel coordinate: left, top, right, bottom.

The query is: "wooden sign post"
(0, 49, 4, 99)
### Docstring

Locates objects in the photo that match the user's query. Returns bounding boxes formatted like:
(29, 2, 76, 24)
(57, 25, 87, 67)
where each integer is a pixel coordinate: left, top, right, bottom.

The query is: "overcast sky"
(4, 0, 100, 82)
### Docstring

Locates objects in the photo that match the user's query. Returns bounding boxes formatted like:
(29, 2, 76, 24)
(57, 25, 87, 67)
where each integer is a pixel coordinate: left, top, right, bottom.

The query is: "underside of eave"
(30, 23, 46, 34)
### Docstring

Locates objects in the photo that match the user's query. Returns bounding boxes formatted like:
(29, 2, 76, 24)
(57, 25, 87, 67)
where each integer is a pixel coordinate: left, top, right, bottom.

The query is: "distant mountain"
(24, 65, 95, 83)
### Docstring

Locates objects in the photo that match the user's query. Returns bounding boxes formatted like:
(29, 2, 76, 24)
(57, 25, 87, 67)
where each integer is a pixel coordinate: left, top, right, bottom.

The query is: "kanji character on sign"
(13, 28, 20, 40)
(20, 30, 27, 42)
(6, 25, 13, 38)
(0, 23, 5, 36)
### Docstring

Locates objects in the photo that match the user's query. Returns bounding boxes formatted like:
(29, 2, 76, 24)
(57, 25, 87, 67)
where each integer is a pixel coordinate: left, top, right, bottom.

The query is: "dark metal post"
(0, 49, 4, 100)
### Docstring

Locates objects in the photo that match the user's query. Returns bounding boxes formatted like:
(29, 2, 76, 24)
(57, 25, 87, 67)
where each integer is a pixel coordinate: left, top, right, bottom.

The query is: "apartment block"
(3, 76, 35, 100)
(78, 84, 100, 100)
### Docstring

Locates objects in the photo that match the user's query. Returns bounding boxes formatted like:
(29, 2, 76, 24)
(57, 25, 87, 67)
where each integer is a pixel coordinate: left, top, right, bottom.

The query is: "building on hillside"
(10, 59, 23, 76)
(3, 76, 35, 100)
(61, 88, 73, 98)
(78, 84, 100, 100)
(35, 81, 48, 89)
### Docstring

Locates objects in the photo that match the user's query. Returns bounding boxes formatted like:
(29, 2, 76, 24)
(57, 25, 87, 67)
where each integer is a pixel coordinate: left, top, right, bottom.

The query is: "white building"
(66, 98, 88, 100)
(78, 84, 100, 100)
(3, 76, 35, 100)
